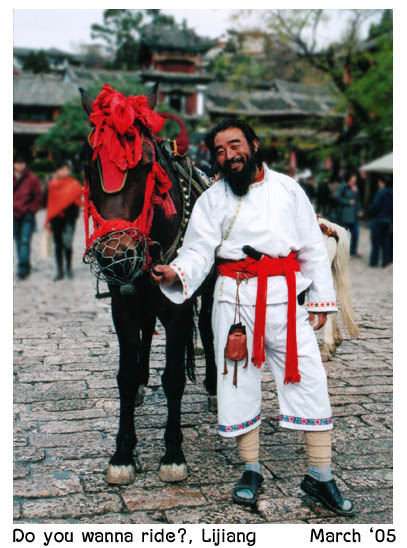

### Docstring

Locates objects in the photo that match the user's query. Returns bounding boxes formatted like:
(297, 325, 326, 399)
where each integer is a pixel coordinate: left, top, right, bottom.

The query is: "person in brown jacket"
(13, 156, 44, 280)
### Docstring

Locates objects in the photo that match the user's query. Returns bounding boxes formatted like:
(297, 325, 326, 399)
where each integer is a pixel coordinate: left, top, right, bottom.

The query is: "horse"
(79, 83, 216, 486)
(317, 217, 359, 361)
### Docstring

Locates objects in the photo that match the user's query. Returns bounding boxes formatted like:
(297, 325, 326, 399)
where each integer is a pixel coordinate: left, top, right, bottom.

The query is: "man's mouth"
(230, 159, 243, 170)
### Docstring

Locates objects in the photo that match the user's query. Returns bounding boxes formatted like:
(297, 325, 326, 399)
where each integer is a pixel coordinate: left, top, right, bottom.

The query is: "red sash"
(217, 252, 301, 384)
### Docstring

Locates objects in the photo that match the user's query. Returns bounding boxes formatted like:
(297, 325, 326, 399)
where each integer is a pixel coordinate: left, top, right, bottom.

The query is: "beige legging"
(304, 430, 332, 466)
(236, 426, 260, 464)
(236, 426, 332, 466)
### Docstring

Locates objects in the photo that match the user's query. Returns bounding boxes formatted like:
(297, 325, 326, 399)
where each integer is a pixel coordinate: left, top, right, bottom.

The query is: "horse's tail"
(332, 225, 359, 339)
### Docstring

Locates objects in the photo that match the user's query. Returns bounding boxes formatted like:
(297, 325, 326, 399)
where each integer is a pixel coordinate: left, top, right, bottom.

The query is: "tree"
(22, 50, 50, 74)
(231, 9, 392, 168)
(90, 9, 176, 70)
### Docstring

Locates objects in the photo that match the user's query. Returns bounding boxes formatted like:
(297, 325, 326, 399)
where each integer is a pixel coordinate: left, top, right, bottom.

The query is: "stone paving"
(13, 211, 393, 524)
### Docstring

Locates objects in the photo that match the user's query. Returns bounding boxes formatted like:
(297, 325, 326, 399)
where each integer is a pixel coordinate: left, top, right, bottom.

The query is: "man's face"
(213, 128, 259, 196)
(13, 161, 26, 177)
(56, 165, 70, 178)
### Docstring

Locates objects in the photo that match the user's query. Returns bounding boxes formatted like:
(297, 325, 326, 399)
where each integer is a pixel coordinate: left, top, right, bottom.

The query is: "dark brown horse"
(79, 84, 216, 485)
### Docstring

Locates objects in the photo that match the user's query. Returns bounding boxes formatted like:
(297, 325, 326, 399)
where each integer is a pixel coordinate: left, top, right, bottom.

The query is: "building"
(138, 22, 216, 120)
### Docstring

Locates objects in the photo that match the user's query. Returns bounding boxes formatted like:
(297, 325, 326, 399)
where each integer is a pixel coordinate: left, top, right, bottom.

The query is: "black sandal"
(232, 470, 264, 506)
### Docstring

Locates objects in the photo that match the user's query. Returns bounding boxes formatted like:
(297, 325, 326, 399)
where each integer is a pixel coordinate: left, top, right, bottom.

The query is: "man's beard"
(218, 147, 258, 196)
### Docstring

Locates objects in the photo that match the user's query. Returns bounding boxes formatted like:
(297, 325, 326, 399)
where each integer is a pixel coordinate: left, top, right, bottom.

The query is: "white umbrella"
(360, 152, 393, 173)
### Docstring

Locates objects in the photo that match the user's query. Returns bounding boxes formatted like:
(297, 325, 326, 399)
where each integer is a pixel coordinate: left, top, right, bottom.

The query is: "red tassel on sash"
(217, 253, 301, 384)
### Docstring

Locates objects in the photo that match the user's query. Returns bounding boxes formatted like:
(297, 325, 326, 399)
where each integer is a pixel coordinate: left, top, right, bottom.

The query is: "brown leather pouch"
(225, 322, 248, 361)
(224, 322, 248, 386)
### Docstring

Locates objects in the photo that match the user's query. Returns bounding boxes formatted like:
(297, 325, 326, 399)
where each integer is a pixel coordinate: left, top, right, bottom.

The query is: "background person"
(335, 172, 363, 256)
(13, 156, 44, 280)
(368, 178, 393, 267)
(45, 161, 83, 281)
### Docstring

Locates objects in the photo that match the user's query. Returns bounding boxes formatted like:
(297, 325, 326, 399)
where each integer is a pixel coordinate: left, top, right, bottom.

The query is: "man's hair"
(14, 155, 27, 164)
(204, 118, 262, 167)
(55, 160, 72, 170)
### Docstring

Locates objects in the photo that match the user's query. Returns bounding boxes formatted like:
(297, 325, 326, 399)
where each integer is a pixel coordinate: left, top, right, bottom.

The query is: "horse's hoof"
(208, 395, 217, 412)
(135, 385, 145, 407)
(106, 464, 136, 485)
(158, 463, 188, 483)
(320, 350, 331, 362)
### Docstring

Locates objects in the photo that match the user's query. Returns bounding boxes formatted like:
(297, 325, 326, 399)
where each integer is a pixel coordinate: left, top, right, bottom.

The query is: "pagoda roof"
(140, 23, 217, 54)
(205, 79, 341, 118)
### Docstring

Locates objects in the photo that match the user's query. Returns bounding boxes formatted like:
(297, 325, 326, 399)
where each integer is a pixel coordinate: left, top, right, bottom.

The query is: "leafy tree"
(229, 9, 392, 168)
(22, 50, 50, 74)
(90, 9, 176, 70)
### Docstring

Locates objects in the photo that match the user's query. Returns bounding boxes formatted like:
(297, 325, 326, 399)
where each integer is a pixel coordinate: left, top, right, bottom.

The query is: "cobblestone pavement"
(13, 211, 393, 524)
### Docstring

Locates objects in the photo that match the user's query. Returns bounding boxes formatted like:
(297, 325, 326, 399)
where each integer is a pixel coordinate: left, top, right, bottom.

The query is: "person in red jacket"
(13, 156, 44, 280)
(45, 161, 83, 280)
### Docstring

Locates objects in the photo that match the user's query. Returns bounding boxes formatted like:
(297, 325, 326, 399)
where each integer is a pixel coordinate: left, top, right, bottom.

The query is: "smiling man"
(151, 119, 354, 516)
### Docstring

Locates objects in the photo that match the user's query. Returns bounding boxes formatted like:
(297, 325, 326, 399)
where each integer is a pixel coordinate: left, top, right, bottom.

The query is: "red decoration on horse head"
(89, 84, 167, 184)
(81, 84, 176, 255)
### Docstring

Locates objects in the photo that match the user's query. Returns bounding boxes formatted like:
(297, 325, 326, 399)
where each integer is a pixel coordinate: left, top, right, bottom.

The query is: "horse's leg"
(321, 313, 335, 362)
(199, 290, 217, 413)
(332, 313, 343, 347)
(106, 294, 143, 485)
(157, 302, 191, 482)
(135, 315, 156, 406)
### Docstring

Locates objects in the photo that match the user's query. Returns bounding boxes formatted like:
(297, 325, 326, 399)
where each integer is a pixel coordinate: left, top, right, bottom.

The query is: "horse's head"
(80, 84, 178, 291)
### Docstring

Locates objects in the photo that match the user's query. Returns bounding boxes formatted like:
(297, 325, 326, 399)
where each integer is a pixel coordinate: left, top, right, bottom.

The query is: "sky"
(13, 9, 236, 52)
(12, 8, 385, 53)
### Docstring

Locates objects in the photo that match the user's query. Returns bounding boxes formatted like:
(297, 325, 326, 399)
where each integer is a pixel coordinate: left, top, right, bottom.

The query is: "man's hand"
(308, 312, 328, 331)
(150, 265, 180, 286)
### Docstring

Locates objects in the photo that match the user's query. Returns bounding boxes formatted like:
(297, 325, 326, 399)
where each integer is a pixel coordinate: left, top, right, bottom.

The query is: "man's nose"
(225, 148, 237, 161)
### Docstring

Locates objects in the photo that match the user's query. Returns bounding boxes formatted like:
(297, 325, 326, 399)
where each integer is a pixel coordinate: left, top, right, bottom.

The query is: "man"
(368, 178, 393, 268)
(45, 160, 83, 280)
(151, 119, 354, 516)
(13, 156, 44, 280)
(335, 173, 363, 257)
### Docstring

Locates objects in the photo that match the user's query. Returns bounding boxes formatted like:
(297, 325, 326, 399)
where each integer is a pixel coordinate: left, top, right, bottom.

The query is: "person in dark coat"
(316, 177, 332, 218)
(299, 176, 316, 204)
(368, 178, 393, 267)
(13, 156, 44, 279)
(335, 173, 363, 256)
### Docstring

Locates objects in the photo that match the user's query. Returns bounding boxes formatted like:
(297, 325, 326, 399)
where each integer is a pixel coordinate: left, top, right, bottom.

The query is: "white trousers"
(212, 300, 333, 438)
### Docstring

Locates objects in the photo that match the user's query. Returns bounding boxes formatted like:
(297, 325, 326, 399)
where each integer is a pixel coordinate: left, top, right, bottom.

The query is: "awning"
(360, 152, 393, 173)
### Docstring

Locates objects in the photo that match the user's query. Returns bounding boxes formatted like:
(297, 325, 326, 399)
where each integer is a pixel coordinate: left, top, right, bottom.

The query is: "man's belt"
(216, 251, 301, 384)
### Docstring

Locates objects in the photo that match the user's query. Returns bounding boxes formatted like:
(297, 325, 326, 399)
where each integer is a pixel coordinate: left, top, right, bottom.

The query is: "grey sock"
(235, 463, 261, 500)
(308, 465, 333, 482)
(245, 462, 261, 474)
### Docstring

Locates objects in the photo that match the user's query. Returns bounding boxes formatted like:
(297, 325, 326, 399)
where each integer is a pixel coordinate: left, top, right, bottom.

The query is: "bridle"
(82, 124, 208, 297)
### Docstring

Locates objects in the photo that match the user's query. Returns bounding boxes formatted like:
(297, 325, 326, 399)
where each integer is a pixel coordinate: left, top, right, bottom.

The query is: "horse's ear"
(146, 83, 159, 111)
(79, 88, 94, 116)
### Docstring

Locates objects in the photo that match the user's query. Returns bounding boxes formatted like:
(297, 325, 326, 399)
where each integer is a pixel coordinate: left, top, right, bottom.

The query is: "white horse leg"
(332, 314, 343, 347)
(321, 313, 336, 362)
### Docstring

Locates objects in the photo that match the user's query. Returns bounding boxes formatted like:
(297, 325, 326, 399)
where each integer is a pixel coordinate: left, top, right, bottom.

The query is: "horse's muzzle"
(84, 227, 149, 289)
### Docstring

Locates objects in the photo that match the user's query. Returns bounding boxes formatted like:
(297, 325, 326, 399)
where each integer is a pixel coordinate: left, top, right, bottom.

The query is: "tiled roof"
(205, 79, 341, 118)
(63, 67, 142, 87)
(13, 74, 79, 106)
(140, 69, 213, 85)
(14, 120, 55, 135)
(141, 24, 216, 53)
